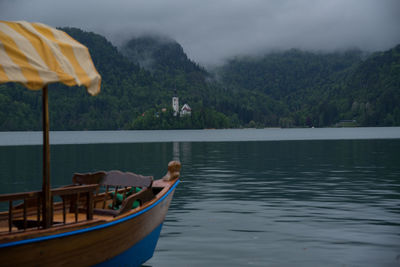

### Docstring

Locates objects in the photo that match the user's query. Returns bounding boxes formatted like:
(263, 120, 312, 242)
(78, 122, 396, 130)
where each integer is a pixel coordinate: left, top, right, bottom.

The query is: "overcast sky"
(1, 0, 400, 66)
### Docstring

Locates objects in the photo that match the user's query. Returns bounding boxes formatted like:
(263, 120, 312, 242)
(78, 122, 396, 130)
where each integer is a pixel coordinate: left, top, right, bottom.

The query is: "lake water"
(1, 128, 400, 266)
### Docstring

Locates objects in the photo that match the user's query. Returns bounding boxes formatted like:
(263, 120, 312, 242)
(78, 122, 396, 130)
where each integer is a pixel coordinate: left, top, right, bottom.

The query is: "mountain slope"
(0, 27, 399, 130)
(121, 35, 202, 74)
(342, 44, 400, 125)
(212, 47, 400, 126)
(120, 35, 210, 103)
(0, 28, 228, 130)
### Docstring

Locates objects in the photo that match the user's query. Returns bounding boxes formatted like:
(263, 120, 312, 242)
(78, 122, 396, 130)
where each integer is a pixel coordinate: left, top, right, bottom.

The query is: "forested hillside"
(0, 28, 230, 130)
(0, 27, 399, 130)
(214, 49, 365, 127)
(343, 45, 400, 126)
(216, 46, 400, 127)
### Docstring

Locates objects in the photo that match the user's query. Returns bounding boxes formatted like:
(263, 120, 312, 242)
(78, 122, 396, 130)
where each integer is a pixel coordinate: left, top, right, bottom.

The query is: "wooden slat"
(0, 191, 40, 202)
(111, 186, 118, 209)
(8, 200, 12, 232)
(72, 171, 106, 185)
(50, 196, 54, 226)
(51, 185, 98, 196)
(122, 187, 127, 201)
(23, 200, 27, 230)
(37, 195, 41, 229)
(102, 171, 153, 188)
(86, 192, 93, 221)
(75, 193, 80, 223)
(118, 188, 154, 215)
(102, 185, 109, 209)
(0, 185, 97, 203)
(62, 198, 66, 224)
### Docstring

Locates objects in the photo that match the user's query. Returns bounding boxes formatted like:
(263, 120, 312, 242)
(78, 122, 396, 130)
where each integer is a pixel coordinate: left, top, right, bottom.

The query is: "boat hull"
(94, 223, 163, 267)
(0, 180, 178, 267)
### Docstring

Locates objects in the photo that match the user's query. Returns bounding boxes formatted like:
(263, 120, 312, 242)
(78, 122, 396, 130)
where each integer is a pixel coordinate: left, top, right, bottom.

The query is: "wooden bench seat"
(72, 170, 154, 217)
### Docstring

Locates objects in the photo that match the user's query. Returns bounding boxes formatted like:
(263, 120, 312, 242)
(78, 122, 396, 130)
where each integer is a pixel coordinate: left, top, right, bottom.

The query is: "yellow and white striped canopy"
(0, 21, 101, 95)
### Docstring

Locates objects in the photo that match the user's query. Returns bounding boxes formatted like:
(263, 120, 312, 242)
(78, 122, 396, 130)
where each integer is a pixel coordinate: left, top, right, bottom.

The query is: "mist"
(1, 0, 400, 66)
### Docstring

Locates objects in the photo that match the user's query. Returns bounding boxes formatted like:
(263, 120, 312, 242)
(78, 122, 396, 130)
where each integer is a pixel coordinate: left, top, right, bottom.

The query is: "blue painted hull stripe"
(0, 179, 180, 248)
(94, 223, 164, 267)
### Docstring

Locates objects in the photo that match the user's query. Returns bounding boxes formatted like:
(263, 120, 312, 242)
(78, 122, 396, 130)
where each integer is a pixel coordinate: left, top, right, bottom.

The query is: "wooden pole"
(42, 85, 51, 228)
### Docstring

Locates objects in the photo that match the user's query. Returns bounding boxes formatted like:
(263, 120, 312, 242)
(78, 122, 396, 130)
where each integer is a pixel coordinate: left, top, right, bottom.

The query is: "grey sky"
(1, 0, 400, 66)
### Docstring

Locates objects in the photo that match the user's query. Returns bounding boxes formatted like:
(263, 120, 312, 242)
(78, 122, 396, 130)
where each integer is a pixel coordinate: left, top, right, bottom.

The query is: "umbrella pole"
(42, 85, 51, 229)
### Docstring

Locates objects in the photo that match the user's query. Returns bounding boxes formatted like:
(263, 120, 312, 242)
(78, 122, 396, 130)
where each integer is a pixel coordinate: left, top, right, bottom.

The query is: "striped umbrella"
(0, 20, 101, 94)
(0, 21, 101, 228)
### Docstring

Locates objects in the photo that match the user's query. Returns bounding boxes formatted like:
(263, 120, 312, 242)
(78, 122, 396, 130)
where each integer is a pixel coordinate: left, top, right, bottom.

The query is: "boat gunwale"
(0, 179, 180, 249)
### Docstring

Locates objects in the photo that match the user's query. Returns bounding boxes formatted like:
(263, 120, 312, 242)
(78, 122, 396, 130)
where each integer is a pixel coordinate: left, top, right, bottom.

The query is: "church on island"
(172, 95, 191, 117)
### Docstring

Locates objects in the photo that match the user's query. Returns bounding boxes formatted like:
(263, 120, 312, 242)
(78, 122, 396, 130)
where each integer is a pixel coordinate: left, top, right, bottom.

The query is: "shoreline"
(1, 127, 400, 146)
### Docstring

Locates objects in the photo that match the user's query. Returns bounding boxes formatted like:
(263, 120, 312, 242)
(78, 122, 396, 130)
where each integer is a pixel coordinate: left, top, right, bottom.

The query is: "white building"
(172, 96, 179, 116)
(172, 95, 191, 117)
(180, 103, 192, 117)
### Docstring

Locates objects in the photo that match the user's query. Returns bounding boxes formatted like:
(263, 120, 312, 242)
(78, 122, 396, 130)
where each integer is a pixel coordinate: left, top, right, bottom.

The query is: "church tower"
(172, 89, 179, 116)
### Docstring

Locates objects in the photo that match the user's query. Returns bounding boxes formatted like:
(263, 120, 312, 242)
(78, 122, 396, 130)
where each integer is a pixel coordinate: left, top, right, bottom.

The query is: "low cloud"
(1, 0, 400, 66)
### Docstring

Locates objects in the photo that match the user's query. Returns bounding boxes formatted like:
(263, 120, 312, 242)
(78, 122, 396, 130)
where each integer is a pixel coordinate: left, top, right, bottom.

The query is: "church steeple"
(172, 89, 179, 116)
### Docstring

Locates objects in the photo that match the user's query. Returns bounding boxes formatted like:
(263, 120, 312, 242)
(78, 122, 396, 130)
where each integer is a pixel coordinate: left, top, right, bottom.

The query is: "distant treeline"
(0, 27, 399, 130)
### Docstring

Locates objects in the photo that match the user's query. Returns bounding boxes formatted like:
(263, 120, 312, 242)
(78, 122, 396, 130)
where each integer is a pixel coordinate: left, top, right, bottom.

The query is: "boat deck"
(0, 208, 115, 234)
(0, 162, 179, 240)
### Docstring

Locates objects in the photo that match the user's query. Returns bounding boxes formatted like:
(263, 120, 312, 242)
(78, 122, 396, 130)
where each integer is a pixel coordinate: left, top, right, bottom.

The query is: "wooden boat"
(0, 161, 181, 266)
(0, 21, 181, 266)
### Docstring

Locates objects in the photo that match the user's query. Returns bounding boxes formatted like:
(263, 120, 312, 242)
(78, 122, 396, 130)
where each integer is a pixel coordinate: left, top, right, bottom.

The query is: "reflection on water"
(1, 139, 400, 266)
(173, 142, 180, 161)
(0, 143, 175, 194)
(151, 140, 400, 267)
